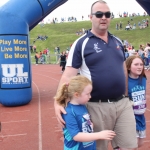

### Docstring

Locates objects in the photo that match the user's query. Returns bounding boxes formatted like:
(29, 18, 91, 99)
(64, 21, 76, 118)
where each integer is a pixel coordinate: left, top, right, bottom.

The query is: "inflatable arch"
(0, 0, 148, 106)
(0, 0, 67, 106)
(136, 0, 150, 15)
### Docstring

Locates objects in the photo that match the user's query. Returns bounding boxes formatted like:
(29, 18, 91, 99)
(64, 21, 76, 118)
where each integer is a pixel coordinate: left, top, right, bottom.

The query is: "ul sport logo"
(1, 64, 28, 84)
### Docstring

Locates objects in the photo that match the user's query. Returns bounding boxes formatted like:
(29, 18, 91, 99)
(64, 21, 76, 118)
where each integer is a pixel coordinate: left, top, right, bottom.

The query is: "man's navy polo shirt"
(66, 30, 125, 100)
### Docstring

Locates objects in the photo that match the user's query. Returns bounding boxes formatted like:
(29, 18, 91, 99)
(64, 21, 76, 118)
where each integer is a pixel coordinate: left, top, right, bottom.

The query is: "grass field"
(29, 15, 150, 63)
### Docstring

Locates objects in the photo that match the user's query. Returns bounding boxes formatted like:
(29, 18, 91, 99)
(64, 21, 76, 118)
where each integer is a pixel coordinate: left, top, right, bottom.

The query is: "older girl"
(126, 56, 147, 148)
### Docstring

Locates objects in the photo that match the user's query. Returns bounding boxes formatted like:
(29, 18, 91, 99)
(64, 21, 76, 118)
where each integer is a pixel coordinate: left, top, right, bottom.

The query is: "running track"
(0, 64, 149, 150)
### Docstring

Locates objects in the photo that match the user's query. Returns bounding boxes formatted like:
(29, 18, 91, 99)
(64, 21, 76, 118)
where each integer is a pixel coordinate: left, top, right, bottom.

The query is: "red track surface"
(0, 64, 149, 150)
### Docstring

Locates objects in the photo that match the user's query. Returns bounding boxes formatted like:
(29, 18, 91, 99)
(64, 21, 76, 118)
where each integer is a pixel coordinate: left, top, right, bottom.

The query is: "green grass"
(29, 16, 150, 63)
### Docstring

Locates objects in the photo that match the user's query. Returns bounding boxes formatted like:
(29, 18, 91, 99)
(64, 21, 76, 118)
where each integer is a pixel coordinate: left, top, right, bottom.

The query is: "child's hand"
(98, 130, 116, 140)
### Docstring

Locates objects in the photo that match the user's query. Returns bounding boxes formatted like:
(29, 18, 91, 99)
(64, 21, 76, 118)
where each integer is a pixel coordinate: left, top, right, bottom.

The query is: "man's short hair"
(91, 0, 107, 14)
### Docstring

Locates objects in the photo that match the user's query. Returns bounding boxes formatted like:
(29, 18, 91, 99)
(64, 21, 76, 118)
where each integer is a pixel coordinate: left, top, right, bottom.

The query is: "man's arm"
(54, 66, 78, 127)
(123, 61, 128, 96)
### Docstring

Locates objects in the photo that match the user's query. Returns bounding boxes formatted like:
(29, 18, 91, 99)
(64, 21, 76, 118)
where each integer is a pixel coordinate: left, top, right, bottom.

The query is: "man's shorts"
(86, 97, 138, 150)
(136, 130, 146, 138)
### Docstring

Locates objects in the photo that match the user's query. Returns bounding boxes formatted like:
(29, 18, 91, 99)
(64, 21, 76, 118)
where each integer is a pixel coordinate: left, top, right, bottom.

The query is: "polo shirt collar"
(86, 29, 113, 38)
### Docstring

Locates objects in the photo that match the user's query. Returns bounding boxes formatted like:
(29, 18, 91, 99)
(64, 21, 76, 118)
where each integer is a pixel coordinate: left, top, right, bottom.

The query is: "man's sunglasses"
(91, 11, 111, 18)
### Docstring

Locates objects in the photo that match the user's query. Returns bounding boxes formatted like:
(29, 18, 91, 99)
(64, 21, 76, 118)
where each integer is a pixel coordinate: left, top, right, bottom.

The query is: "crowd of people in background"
(34, 45, 71, 68)
(123, 40, 150, 70)
(35, 48, 50, 65)
(32, 35, 48, 44)
(116, 14, 149, 31)
(119, 11, 147, 18)
(38, 10, 148, 25)
(116, 17, 149, 31)
(52, 16, 78, 24)
(35, 35, 48, 42)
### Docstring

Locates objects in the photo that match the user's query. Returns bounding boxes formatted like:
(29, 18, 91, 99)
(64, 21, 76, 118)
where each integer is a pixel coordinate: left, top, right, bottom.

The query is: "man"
(54, 1, 137, 150)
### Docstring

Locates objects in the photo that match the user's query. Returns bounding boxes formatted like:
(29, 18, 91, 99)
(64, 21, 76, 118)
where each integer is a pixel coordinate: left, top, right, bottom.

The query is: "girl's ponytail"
(54, 83, 69, 107)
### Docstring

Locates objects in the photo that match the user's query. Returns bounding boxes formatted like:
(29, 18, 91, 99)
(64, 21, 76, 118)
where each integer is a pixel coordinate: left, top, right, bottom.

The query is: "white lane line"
(32, 70, 59, 75)
(2, 120, 29, 123)
(32, 81, 42, 150)
(33, 73, 59, 82)
(0, 133, 27, 138)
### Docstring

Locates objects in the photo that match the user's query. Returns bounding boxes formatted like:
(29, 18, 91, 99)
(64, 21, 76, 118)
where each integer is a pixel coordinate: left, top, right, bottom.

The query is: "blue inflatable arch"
(0, 0, 67, 106)
(136, 0, 150, 15)
(0, 0, 148, 106)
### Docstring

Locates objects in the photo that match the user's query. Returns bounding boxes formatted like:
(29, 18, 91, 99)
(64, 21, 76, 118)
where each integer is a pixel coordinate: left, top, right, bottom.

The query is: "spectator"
(124, 45, 129, 59)
(119, 21, 122, 29)
(39, 51, 43, 56)
(46, 47, 50, 55)
(129, 14, 133, 21)
(43, 49, 47, 55)
(138, 46, 144, 59)
(42, 53, 46, 64)
(82, 16, 84, 20)
(57, 46, 60, 54)
(33, 45, 36, 53)
(128, 46, 136, 56)
(144, 43, 150, 57)
(82, 28, 85, 34)
(116, 23, 119, 30)
(138, 21, 141, 28)
(125, 24, 130, 30)
(143, 53, 149, 66)
(57, 51, 67, 73)
(124, 40, 129, 47)
(133, 23, 136, 29)
(35, 52, 40, 65)
(30, 45, 33, 53)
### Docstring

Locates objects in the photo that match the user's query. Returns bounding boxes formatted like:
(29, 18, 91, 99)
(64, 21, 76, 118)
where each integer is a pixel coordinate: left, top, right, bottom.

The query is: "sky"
(0, 0, 146, 22)
(44, 0, 146, 22)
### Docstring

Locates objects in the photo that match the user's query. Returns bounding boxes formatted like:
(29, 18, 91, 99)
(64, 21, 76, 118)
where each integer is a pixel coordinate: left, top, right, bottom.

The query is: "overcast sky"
(0, 0, 146, 22)
(45, 0, 145, 22)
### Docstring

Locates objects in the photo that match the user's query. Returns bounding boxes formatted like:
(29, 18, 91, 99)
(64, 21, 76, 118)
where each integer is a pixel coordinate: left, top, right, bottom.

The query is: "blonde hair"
(54, 75, 92, 107)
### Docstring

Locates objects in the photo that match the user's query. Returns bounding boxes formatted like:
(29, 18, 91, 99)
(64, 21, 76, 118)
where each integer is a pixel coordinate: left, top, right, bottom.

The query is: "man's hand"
(54, 101, 66, 128)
